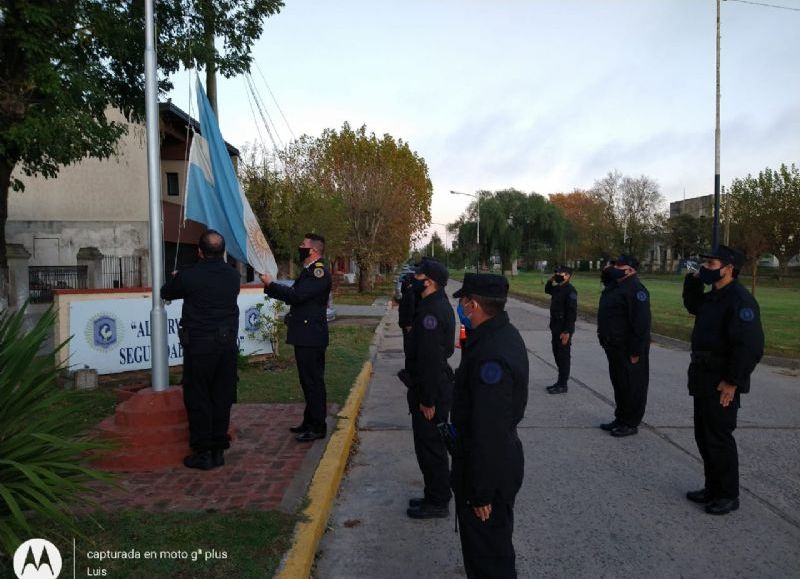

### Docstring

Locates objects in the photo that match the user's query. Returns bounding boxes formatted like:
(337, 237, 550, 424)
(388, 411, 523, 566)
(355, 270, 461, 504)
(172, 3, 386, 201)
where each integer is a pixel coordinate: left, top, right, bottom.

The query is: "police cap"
(700, 244, 745, 269)
(415, 257, 448, 287)
(555, 265, 573, 275)
(614, 254, 640, 270)
(452, 273, 509, 299)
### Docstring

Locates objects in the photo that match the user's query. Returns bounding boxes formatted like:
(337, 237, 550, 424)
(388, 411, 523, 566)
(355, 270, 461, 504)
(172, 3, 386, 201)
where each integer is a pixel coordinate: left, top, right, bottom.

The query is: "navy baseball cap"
(614, 254, 640, 270)
(700, 244, 745, 269)
(415, 258, 448, 287)
(452, 273, 509, 299)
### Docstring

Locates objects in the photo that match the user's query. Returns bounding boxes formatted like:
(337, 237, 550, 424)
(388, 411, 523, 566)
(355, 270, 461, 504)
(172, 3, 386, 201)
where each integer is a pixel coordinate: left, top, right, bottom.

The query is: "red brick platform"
(87, 404, 321, 512)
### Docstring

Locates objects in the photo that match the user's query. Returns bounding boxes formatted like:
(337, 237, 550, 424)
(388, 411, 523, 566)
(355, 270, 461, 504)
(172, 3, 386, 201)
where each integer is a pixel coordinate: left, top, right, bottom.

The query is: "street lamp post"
(450, 190, 480, 272)
(713, 0, 722, 250)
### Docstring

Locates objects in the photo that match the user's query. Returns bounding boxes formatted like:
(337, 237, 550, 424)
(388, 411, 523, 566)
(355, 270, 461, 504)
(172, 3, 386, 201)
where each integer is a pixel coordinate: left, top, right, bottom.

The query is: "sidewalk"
(315, 289, 800, 579)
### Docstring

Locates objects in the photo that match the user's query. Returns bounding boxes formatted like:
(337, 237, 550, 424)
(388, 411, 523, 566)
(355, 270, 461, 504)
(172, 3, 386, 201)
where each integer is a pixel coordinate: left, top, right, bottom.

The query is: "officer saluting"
(451, 274, 528, 578)
(682, 245, 764, 515)
(544, 265, 577, 394)
(161, 230, 240, 470)
(597, 255, 651, 437)
(405, 258, 456, 519)
(260, 233, 332, 442)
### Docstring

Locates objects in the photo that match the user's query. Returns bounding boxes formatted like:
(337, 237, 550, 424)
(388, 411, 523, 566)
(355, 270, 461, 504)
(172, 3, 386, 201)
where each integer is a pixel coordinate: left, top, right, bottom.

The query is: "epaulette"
(314, 262, 324, 268)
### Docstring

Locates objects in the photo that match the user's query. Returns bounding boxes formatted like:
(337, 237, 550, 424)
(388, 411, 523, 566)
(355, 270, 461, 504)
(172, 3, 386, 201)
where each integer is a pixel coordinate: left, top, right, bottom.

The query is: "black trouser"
(182, 348, 237, 452)
(550, 330, 571, 385)
(693, 394, 739, 499)
(294, 345, 328, 433)
(604, 345, 649, 427)
(402, 327, 414, 372)
(456, 498, 516, 579)
(410, 405, 451, 506)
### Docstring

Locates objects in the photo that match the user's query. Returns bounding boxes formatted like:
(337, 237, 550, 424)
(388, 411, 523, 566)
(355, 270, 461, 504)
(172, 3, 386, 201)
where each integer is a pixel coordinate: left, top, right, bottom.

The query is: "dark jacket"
(451, 311, 529, 507)
(407, 289, 455, 408)
(160, 257, 240, 353)
(545, 280, 578, 334)
(683, 275, 764, 395)
(398, 273, 417, 329)
(597, 275, 651, 356)
(265, 261, 332, 348)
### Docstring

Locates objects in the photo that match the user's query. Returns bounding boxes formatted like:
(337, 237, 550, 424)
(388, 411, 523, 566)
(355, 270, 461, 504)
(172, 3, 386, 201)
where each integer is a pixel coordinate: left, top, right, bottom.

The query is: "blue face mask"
(457, 302, 473, 330)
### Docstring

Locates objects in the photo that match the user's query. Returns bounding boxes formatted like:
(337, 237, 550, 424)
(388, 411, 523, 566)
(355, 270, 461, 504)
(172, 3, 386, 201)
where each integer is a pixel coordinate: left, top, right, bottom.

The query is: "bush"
(0, 305, 113, 559)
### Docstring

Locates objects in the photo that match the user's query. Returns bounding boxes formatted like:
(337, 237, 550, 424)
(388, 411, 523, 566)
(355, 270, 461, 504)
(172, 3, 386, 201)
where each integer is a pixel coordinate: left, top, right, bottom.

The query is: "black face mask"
(699, 266, 723, 285)
(298, 247, 312, 262)
(601, 267, 626, 285)
(411, 278, 427, 296)
(554, 274, 565, 284)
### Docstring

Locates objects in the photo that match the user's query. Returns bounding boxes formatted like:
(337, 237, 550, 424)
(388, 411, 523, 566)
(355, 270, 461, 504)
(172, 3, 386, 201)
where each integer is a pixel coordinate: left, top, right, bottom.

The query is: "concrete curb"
(275, 361, 373, 579)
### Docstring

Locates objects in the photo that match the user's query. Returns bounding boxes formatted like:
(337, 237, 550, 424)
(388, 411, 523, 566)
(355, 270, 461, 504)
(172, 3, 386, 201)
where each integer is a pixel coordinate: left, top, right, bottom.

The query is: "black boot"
(289, 423, 309, 434)
(184, 451, 214, 470)
(408, 497, 426, 508)
(211, 449, 225, 468)
(406, 502, 449, 519)
(686, 488, 712, 504)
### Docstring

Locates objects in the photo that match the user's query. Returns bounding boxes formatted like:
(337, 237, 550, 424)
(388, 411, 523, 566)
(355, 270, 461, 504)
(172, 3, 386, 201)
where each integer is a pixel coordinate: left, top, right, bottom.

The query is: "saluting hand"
(259, 273, 273, 287)
(717, 380, 737, 407)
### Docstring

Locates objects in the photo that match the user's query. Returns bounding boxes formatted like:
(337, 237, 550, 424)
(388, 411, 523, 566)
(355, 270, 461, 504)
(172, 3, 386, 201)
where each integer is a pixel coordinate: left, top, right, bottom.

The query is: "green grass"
(35, 510, 296, 578)
(333, 282, 393, 305)
(450, 268, 800, 358)
(237, 323, 376, 405)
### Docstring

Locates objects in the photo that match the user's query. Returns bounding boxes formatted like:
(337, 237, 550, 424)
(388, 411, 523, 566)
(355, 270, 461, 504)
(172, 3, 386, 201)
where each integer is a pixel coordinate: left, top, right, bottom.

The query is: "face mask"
(699, 266, 723, 285)
(554, 274, 565, 284)
(608, 267, 627, 281)
(298, 247, 312, 262)
(457, 302, 473, 330)
(412, 278, 427, 296)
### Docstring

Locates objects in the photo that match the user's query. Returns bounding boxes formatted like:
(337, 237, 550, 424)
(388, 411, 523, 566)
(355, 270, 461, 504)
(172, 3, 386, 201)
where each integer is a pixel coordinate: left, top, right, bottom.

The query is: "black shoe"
(295, 430, 326, 442)
(408, 497, 426, 508)
(600, 420, 620, 431)
(406, 503, 449, 519)
(610, 424, 638, 437)
(705, 497, 739, 515)
(686, 488, 712, 504)
(547, 384, 568, 394)
(183, 451, 214, 470)
(211, 450, 225, 467)
(289, 423, 309, 434)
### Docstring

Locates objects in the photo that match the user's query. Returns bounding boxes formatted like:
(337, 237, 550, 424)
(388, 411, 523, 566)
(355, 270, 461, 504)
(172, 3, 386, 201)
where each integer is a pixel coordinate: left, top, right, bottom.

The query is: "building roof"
(159, 101, 240, 157)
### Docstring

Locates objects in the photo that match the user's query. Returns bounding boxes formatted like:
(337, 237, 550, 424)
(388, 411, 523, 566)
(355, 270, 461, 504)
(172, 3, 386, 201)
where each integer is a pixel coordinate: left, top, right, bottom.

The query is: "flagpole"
(145, 0, 169, 392)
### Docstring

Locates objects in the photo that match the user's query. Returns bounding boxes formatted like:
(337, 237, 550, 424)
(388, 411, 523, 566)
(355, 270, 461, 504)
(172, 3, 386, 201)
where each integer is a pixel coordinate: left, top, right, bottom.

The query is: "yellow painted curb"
(276, 360, 373, 579)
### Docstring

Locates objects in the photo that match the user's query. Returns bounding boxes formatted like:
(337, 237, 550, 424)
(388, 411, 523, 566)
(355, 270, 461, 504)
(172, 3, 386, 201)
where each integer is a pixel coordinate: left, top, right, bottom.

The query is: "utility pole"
(713, 0, 722, 250)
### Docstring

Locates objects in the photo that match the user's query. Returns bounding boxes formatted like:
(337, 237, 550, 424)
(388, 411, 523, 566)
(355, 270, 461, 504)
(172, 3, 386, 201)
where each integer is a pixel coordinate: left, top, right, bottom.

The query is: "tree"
(316, 124, 432, 291)
(0, 0, 283, 306)
(665, 213, 712, 259)
(728, 174, 770, 295)
(550, 189, 617, 259)
(422, 232, 447, 262)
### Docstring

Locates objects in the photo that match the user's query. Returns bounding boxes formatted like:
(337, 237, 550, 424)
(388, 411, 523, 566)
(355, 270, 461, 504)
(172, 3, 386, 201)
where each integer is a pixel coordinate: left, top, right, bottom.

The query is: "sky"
(168, 0, 800, 246)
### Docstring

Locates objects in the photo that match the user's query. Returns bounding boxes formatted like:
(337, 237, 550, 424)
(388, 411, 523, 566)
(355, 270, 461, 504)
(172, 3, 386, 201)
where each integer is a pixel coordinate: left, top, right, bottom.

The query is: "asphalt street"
(315, 285, 800, 579)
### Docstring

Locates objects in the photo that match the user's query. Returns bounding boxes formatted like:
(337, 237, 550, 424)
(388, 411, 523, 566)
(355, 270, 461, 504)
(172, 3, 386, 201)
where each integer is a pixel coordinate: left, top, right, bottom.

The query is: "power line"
(725, 0, 800, 11)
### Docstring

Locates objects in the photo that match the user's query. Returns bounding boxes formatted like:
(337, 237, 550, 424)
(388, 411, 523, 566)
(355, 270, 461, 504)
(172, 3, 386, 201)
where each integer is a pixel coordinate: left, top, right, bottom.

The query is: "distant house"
(6, 102, 240, 304)
(669, 194, 715, 219)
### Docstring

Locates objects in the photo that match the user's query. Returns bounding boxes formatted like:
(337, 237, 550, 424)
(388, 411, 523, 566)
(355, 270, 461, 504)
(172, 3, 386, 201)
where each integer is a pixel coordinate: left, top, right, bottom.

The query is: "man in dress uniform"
(260, 233, 332, 442)
(544, 265, 577, 394)
(161, 230, 240, 470)
(597, 255, 651, 437)
(450, 274, 529, 578)
(405, 258, 456, 519)
(682, 245, 764, 515)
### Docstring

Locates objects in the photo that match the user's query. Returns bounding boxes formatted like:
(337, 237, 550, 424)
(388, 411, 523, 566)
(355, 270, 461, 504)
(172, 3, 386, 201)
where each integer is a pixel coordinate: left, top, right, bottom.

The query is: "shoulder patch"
(570, 292, 578, 301)
(479, 361, 503, 385)
(314, 262, 324, 268)
(313, 267, 324, 278)
(636, 290, 648, 302)
(422, 314, 438, 330)
(739, 307, 755, 322)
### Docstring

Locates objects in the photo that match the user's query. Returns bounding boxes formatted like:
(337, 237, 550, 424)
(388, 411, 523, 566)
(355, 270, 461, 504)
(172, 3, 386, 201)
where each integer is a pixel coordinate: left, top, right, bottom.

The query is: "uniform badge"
(313, 267, 324, 278)
(480, 361, 503, 385)
(636, 290, 648, 302)
(423, 314, 438, 330)
(739, 307, 755, 322)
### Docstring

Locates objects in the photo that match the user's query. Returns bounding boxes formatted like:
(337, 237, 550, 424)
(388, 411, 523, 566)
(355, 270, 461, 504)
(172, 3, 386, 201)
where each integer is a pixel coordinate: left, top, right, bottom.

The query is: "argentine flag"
(184, 77, 278, 276)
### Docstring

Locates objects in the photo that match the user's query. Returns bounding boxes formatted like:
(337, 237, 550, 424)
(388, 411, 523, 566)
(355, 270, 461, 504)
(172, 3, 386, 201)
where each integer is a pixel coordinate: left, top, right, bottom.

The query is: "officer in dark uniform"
(450, 274, 529, 579)
(544, 265, 577, 394)
(260, 233, 332, 442)
(405, 258, 456, 519)
(682, 245, 764, 515)
(597, 255, 651, 437)
(161, 230, 240, 470)
(398, 260, 424, 375)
